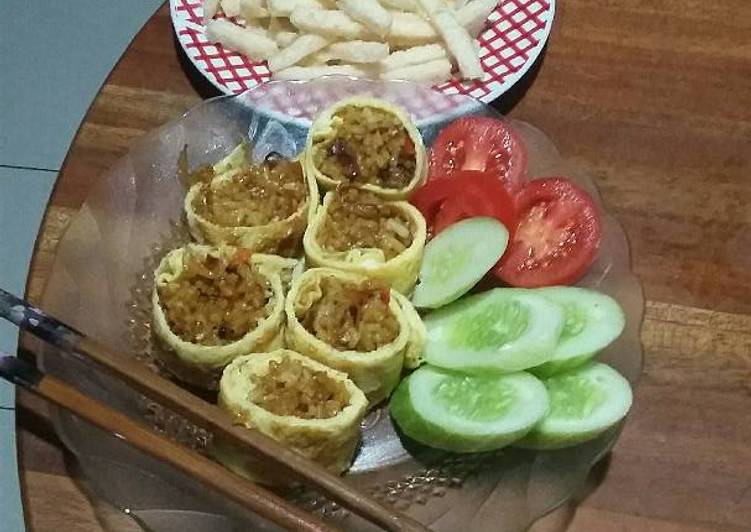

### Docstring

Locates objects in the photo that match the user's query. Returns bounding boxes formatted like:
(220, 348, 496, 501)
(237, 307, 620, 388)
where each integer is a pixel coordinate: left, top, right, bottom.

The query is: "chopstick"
(0, 354, 337, 532)
(0, 289, 431, 532)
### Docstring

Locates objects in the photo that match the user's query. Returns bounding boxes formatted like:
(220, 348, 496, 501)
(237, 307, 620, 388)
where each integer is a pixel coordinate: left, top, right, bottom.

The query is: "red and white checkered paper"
(170, 0, 554, 120)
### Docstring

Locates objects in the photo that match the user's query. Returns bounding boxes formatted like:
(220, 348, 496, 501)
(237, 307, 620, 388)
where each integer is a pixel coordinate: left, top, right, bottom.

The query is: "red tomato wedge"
(428, 116, 528, 195)
(410, 171, 516, 237)
(495, 177, 602, 287)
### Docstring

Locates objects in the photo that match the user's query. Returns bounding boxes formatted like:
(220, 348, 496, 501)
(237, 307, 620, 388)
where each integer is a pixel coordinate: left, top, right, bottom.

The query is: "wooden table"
(17, 2, 751, 531)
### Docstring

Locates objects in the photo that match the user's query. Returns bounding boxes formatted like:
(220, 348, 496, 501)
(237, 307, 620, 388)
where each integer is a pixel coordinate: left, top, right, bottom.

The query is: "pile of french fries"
(202, 0, 498, 83)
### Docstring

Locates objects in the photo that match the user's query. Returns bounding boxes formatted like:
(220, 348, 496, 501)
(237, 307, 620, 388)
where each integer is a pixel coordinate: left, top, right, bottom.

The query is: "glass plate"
(37, 78, 644, 532)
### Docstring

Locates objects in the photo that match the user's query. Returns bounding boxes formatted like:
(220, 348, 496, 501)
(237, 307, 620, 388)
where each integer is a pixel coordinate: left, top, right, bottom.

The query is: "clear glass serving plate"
(37, 78, 644, 531)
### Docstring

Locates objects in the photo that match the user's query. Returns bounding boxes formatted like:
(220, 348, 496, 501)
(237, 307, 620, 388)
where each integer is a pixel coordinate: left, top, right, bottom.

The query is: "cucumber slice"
(390, 365, 549, 452)
(516, 362, 633, 449)
(531, 287, 626, 378)
(412, 217, 508, 309)
(424, 288, 565, 373)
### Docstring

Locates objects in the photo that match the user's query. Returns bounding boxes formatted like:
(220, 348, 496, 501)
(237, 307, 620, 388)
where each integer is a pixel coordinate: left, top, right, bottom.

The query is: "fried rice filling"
(313, 106, 416, 189)
(251, 356, 350, 419)
(193, 161, 307, 227)
(318, 188, 413, 260)
(158, 249, 271, 346)
(300, 275, 400, 352)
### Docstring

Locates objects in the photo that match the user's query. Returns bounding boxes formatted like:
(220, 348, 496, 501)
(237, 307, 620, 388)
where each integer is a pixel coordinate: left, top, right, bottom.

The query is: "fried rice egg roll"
(392, 291, 427, 369)
(185, 154, 319, 256)
(303, 187, 427, 294)
(285, 268, 415, 405)
(217, 349, 367, 477)
(152, 245, 286, 387)
(304, 97, 427, 199)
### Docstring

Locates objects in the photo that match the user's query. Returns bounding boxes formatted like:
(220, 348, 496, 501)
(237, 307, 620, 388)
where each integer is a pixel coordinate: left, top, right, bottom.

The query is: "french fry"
(325, 40, 389, 63)
(380, 43, 448, 71)
(387, 4, 498, 46)
(267, 16, 297, 33)
(273, 64, 370, 80)
(267, 16, 299, 47)
(389, 12, 439, 45)
(221, 0, 241, 17)
(203, 0, 219, 26)
(300, 50, 333, 65)
(289, 8, 367, 39)
(336, 0, 392, 38)
(274, 30, 299, 48)
(267, 0, 324, 17)
(455, 0, 497, 37)
(206, 19, 279, 60)
(379, 0, 419, 12)
(268, 34, 330, 71)
(245, 24, 271, 38)
(203, 0, 220, 24)
(388, 4, 493, 44)
(240, 0, 269, 19)
(203, 0, 490, 85)
(381, 57, 452, 83)
(418, 0, 483, 80)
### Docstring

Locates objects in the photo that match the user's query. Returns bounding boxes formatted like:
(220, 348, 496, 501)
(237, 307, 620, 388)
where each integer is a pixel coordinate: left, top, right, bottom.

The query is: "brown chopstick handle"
(32, 372, 339, 532)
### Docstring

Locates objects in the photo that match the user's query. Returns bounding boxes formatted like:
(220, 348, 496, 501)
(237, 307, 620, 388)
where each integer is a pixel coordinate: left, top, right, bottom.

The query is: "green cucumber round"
(390, 365, 549, 453)
(515, 362, 633, 449)
(423, 288, 565, 374)
(531, 286, 626, 378)
(412, 217, 508, 309)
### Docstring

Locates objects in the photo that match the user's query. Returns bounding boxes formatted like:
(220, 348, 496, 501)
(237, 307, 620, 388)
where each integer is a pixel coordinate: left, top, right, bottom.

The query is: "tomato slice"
(433, 196, 482, 235)
(410, 170, 515, 237)
(495, 178, 602, 287)
(429, 116, 528, 195)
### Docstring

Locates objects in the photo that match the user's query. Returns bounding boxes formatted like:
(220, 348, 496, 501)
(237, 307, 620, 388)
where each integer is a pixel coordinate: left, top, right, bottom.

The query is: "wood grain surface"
(16, 1, 751, 531)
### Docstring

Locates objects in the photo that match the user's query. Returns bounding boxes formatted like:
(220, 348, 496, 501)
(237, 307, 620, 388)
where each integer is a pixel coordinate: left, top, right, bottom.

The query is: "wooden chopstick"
(0, 354, 337, 532)
(0, 289, 431, 532)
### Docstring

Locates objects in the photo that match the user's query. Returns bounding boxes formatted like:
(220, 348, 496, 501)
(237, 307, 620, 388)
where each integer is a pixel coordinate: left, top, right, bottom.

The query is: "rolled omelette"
(249, 252, 305, 294)
(217, 349, 368, 478)
(392, 291, 427, 370)
(285, 267, 422, 405)
(304, 97, 427, 200)
(152, 244, 286, 386)
(303, 187, 427, 294)
(185, 146, 319, 256)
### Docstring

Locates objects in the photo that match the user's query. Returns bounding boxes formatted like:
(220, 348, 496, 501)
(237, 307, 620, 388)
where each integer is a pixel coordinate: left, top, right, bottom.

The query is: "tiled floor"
(0, 0, 163, 170)
(0, 1, 162, 529)
(0, 409, 24, 532)
(0, 167, 58, 408)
